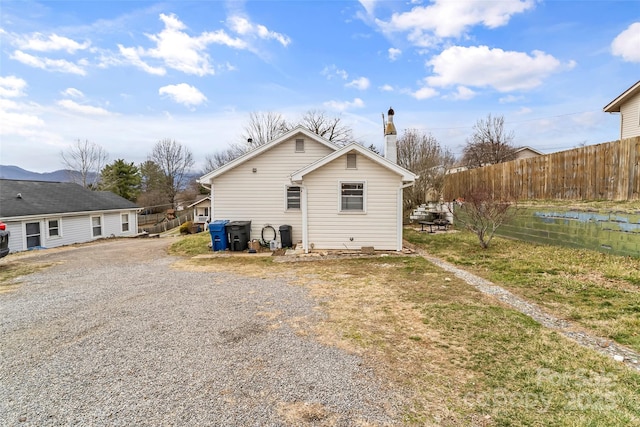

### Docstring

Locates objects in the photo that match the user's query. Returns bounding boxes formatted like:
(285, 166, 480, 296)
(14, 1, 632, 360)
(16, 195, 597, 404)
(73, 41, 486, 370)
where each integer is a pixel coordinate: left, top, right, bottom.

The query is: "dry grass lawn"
(172, 234, 640, 426)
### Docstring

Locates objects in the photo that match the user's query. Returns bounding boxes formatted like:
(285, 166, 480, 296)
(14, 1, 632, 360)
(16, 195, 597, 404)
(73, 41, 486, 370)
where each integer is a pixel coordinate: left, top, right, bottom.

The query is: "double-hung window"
(48, 219, 60, 238)
(121, 213, 130, 232)
(91, 216, 102, 237)
(286, 186, 301, 210)
(340, 182, 364, 212)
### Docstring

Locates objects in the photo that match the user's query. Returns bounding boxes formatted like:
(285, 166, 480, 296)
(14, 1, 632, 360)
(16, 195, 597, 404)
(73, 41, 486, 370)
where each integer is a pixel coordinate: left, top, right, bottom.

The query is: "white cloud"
(426, 45, 569, 92)
(611, 22, 640, 62)
(346, 77, 370, 90)
(388, 47, 402, 61)
(375, 0, 535, 47)
(411, 86, 438, 100)
(61, 88, 84, 98)
(0, 75, 27, 98)
(448, 85, 476, 100)
(14, 33, 91, 54)
(227, 15, 291, 46)
(159, 83, 207, 107)
(117, 45, 166, 76)
(321, 65, 349, 80)
(499, 94, 525, 103)
(117, 13, 250, 77)
(379, 84, 394, 92)
(11, 50, 87, 75)
(57, 99, 111, 115)
(323, 98, 365, 111)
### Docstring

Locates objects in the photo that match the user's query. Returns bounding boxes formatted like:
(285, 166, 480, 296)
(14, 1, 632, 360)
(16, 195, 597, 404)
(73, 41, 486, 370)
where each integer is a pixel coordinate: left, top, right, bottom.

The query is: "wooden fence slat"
(444, 137, 640, 201)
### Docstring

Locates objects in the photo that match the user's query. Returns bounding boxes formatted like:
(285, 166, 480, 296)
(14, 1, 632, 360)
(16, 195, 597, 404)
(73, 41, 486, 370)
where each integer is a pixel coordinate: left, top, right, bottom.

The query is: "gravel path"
(0, 238, 399, 426)
(418, 250, 640, 372)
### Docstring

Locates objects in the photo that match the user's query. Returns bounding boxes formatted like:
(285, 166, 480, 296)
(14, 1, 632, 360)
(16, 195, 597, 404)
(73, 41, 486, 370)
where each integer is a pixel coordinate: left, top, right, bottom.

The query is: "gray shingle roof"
(0, 179, 139, 218)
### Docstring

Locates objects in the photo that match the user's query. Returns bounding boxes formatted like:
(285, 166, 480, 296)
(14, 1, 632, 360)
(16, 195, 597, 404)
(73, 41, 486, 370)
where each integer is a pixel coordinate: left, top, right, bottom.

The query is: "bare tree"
(296, 109, 355, 145)
(450, 187, 518, 249)
(462, 114, 517, 168)
(60, 139, 109, 189)
(397, 129, 456, 213)
(148, 139, 195, 208)
(241, 111, 289, 148)
(202, 145, 245, 173)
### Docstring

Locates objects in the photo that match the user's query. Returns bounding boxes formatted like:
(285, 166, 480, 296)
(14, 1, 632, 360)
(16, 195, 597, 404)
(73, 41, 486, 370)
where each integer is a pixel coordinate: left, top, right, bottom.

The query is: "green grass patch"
(405, 227, 640, 352)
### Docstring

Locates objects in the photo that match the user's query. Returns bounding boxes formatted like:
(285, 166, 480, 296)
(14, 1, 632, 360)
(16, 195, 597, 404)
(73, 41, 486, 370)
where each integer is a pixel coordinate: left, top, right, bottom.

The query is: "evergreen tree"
(100, 159, 142, 202)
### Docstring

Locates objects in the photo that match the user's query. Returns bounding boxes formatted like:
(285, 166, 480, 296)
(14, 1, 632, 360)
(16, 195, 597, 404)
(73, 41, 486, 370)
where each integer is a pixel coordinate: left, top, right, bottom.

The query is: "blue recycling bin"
(209, 220, 229, 251)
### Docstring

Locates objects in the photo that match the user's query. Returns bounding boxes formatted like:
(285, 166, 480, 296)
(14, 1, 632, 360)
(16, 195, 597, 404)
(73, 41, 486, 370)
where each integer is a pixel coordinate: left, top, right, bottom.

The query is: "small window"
(121, 213, 129, 232)
(48, 219, 60, 237)
(92, 216, 102, 237)
(346, 153, 357, 169)
(287, 186, 301, 210)
(295, 139, 305, 152)
(341, 182, 364, 212)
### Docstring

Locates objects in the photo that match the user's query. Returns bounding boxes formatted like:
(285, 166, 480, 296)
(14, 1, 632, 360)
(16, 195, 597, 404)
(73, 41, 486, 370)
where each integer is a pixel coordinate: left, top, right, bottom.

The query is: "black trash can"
(279, 225, 292, 248)
(226, 221, 251, 251)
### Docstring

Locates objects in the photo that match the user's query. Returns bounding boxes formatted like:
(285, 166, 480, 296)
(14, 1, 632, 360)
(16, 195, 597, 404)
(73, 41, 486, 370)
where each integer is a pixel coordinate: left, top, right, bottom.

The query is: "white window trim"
(121, 213, 130, 233)
(285, 185, 301, 211)
(47, 217, 62, 239)
(338, 180, 366, 214)
(295, 139, 305, 153)
(91, 215, 104, 238)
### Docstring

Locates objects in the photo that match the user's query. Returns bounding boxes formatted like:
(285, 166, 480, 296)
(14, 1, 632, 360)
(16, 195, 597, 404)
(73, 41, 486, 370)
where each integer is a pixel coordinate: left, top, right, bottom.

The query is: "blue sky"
(1, 0, 638, 173)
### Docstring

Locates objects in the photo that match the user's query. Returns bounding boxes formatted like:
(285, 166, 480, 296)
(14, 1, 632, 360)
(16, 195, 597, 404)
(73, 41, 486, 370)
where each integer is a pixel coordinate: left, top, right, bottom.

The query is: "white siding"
(304, 153, 402, 251)
(212, 137, 333, 246)
(620, 91, 640, 139)
(3, 209, 139, 254)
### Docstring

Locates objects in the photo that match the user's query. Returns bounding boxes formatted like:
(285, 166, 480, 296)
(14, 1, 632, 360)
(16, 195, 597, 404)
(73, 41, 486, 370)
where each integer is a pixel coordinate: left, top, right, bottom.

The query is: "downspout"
(301, 183, 309, 253)
(397, 181, 415, 252)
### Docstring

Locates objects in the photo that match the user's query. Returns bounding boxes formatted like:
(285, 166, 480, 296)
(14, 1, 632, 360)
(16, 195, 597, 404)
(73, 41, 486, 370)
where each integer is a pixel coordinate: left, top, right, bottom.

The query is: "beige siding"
(212, 137, 333, 245)
(620, 91, 640, 139)
(304, 153, 402, 251)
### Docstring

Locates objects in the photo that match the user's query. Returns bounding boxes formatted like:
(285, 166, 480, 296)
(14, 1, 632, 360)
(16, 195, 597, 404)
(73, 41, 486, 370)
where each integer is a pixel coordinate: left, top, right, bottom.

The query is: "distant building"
(0, 179, 140, 254)
(603, 80, 640, 140)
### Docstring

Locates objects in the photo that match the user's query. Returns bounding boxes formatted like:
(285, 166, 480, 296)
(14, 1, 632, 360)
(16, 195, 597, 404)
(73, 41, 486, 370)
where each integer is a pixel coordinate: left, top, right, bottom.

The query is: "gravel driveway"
(0, 237, 399, 426)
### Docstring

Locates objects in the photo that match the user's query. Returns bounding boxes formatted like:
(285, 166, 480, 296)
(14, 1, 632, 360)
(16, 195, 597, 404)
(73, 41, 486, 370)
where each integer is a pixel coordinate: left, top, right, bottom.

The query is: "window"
(48, 219, 60, 237)
(286, 186, 301, 210)
(346, 153, 357, 169)
(295, 139, 305, 152)
(25, 222, 41, 249)
(340, 182, 364, 212)
(121, 213, 129, 232)
(92, 216, 102, 237)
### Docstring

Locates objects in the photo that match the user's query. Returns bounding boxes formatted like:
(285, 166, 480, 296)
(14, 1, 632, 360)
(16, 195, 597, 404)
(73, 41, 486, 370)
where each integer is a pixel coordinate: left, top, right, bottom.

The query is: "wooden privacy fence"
(444, 137, 640, 201)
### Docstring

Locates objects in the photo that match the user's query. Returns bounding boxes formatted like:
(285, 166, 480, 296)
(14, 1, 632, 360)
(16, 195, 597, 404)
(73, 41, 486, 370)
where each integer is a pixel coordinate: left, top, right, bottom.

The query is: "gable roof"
(290, 143, 418, 183)
(187, 196, 210, 208)
(515, 146, 544, 156)
(0, 179, 139, 218)
(603, 80, 640, 113)
(198, 126, 340, 183)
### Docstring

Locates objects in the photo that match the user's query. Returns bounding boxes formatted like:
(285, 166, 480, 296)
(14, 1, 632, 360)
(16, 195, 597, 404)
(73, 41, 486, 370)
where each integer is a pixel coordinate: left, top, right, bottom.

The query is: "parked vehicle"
(0, 222, 9, 258)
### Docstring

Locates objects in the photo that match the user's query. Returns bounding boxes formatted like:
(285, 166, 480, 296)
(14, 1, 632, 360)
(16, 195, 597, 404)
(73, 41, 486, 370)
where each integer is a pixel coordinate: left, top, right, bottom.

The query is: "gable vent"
(346, 153, 357, 169)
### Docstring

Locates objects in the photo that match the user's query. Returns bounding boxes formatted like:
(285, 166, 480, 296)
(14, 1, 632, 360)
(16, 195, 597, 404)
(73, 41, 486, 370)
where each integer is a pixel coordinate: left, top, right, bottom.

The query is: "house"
(514, 146, 544, 159)
(0, 179, 140, 254)
(447, 145, 543, 174)
(603, 80, 640, 140)
(188, 196, 211, 227)
(198, 108, 417, 252)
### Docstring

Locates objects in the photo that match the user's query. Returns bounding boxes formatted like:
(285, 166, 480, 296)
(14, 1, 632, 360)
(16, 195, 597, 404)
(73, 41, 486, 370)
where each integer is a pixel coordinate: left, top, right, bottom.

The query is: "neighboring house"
(514, 146, 544, 159)
(603, 80, 640, 140)
(447, 146, 543, 174)
(0, 179, 140, 254)
(188, 196, 211, 226)
(198, 109, 417, 252)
